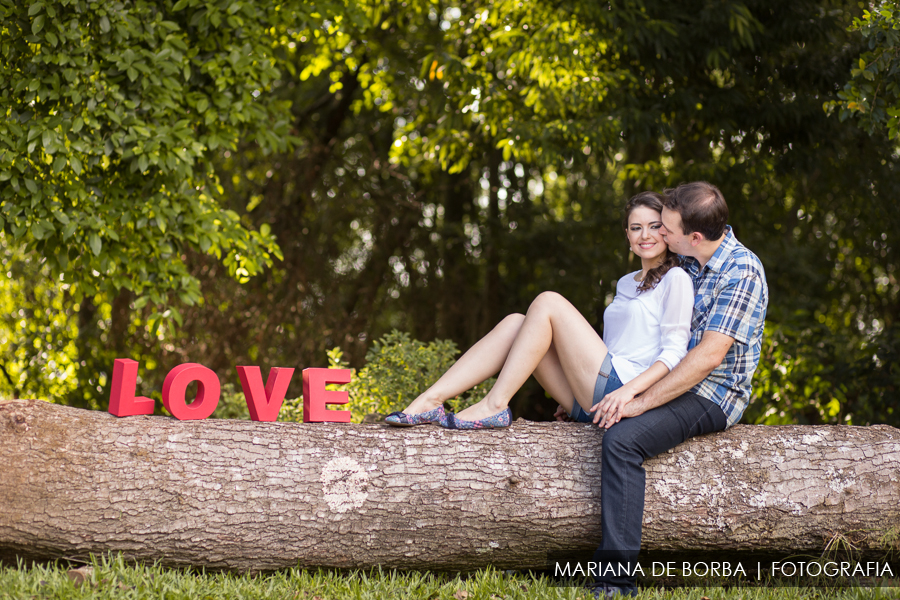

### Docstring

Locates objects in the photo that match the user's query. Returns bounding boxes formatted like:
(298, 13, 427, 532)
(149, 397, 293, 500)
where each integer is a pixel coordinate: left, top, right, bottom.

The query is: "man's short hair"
(662, 181, 729, 240)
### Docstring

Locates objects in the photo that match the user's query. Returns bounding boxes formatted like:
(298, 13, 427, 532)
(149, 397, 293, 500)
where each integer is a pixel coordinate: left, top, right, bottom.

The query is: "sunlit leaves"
(0, 0, 353, 330)
(832, 5, 900, 139)
(0, 234, 80, 402)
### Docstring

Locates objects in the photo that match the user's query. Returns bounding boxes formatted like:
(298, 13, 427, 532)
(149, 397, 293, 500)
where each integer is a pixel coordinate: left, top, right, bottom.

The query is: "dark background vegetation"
(1, 0, 898, 426)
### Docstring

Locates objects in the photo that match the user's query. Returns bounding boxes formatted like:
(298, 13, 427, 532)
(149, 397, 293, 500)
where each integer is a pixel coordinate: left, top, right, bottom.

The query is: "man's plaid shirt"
(680, 226, 768, 428)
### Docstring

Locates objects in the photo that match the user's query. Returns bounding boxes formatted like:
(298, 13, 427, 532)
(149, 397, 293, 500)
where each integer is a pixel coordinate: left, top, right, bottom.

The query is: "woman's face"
(626, 205, 667, 263)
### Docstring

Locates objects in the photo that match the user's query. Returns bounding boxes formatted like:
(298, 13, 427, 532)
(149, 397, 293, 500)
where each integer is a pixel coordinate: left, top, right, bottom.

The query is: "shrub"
(325, 330, 495, 423)
(210, 382, 251, 420)
(278, 392, 305, 423)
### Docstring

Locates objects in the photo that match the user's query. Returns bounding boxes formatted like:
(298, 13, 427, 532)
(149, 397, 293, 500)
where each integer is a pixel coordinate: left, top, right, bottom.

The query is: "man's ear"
(689, 232, 705, 247)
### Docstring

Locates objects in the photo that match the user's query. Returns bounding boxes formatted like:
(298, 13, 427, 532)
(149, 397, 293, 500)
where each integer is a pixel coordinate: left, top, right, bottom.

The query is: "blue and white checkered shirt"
(680, 226, 768, 428)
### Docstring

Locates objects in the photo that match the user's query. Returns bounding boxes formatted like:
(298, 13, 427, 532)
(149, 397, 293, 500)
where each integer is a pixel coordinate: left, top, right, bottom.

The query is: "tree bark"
(1, 399, 898, 572)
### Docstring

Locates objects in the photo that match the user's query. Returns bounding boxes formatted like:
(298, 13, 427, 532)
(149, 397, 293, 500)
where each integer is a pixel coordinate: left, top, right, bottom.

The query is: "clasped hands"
(554, 384, 645, 428)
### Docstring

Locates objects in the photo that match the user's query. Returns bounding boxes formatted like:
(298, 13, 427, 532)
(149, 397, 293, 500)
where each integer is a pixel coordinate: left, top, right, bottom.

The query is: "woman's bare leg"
(400, 313, 526, 415)
(455, 291, 608, 421)
(532, 343, 574, 415)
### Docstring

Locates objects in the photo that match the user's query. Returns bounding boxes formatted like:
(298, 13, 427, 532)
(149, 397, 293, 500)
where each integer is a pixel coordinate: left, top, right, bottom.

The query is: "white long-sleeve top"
(602, 266, 693, 384)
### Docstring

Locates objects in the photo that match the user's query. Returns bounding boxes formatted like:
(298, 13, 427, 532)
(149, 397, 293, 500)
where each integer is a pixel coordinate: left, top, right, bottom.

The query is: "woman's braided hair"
(624, 191, 681, 293)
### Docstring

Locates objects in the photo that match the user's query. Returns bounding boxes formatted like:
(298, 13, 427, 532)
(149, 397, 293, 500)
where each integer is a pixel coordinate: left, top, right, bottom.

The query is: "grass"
(0, 555, 898, 600)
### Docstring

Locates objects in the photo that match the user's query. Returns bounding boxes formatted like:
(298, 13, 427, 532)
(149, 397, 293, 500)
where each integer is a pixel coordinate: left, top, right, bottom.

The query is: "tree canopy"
(0, 0, 348, 323)
(1, 0, 898, 426)
(833, 2, 900, 138)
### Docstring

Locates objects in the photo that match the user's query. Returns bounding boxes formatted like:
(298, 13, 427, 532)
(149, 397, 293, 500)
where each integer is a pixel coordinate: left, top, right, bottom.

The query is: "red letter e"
(302, 368, 352, 423)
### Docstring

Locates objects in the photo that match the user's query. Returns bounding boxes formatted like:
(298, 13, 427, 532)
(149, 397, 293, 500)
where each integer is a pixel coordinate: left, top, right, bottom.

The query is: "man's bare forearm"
(630, 331, 734, 415)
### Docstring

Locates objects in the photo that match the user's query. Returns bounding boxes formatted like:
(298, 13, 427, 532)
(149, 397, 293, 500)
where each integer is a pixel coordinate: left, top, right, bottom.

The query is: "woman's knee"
(529, 291, 568, 315)
(500, 312, 525, 327)
(497, 312, 525, 334)
(488, 313, 524, 345)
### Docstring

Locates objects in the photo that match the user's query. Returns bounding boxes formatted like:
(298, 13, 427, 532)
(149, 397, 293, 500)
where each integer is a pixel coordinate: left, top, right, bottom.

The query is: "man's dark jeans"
(592, 392, 727, 593)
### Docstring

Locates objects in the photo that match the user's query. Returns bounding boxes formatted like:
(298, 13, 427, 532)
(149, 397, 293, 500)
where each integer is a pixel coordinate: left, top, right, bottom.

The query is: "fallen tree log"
(1, 399, 898, 572)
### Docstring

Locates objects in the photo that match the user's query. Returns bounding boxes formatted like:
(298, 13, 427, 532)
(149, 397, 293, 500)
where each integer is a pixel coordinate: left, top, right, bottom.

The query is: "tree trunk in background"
(438, 172, 475, 345)
(110, 289, 132, 357)
(482, 149, 503, 334)
(1, 400, 898, 572)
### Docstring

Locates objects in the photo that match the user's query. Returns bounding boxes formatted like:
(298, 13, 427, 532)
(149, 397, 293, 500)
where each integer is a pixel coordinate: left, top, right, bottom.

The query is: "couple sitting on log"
(385, 181, 769, 598)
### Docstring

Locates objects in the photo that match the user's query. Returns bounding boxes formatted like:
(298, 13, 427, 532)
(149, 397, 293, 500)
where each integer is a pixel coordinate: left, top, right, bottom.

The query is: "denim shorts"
(568, 352, 624, 423)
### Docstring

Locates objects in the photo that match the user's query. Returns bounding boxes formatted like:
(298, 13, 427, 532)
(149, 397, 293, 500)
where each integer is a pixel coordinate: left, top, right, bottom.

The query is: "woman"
(385, 191, 693, 429)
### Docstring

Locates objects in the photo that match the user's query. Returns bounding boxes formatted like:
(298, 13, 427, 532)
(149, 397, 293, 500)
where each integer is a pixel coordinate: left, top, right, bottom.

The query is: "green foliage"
(0, 230, 169, 408)
(0, 233, 79, 401)
(728, 315, 899, 427)
(209, 382, 249, 420)
(881, 525, 900, 560)
(393, 0, 629, 173)
(327, 330, 494, 423)
(277, 395, 305, 423)
(832, 3, 900, 139)
(0, 0, 324, 330)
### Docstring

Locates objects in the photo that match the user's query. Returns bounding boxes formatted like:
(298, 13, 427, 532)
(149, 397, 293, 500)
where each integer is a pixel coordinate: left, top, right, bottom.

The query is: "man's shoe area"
(586, 582, 638, 598)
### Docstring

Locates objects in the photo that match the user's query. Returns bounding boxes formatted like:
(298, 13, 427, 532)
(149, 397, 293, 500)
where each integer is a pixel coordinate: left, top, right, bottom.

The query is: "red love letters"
(162, 363, 221, 421)
(302, 368, 352, 423)
(236, 366, 295, 422)
(108, 358, 352, 422)
(108, 358, 155, 417)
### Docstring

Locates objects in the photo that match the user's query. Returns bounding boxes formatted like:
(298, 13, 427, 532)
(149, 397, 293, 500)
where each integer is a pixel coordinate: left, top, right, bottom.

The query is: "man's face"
(660, 207, 695, 257)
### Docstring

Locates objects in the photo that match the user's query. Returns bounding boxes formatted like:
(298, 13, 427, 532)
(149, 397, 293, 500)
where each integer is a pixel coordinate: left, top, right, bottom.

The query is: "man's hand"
(590, 384, 642, 429)
(588, 331, 736, 428)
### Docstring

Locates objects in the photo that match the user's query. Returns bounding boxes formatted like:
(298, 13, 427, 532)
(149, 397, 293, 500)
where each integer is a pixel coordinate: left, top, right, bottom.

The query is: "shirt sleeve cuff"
(702, 323, 749, 345)
(654, 349, 686, 372)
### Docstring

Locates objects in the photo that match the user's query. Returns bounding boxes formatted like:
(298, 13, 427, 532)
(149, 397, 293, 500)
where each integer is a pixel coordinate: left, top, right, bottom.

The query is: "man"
(587, 181, 769, 598)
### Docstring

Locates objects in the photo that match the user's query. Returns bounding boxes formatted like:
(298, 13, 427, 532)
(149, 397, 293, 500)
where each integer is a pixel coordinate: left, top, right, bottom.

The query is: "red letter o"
(162, 363, 221, 420)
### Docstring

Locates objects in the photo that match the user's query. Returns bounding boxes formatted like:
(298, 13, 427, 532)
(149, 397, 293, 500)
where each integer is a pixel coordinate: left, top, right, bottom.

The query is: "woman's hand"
(590, 385, 638, 429)
(553, 405, 573, 422)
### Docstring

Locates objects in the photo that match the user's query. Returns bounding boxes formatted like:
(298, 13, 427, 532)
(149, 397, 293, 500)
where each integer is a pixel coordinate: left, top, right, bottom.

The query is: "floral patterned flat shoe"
(384, 405, 447, 427)
(440, 407, 512, 429)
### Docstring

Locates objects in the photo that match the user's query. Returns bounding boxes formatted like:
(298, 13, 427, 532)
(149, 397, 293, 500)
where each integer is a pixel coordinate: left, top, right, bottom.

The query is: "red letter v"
(236, 366, 295, 422)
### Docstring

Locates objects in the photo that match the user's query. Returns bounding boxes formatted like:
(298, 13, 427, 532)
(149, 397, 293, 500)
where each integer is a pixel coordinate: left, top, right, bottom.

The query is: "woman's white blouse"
(602, 266, 693, 384)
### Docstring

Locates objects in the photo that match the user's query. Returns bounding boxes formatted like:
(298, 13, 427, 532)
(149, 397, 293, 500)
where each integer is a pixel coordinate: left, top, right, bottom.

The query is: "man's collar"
(681, 225, 735, 274)
(702, 226, 736, 273)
